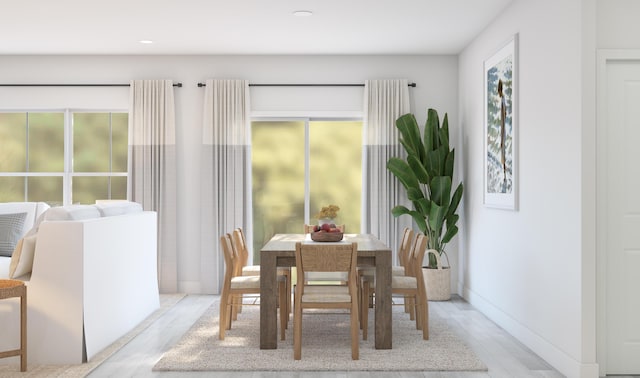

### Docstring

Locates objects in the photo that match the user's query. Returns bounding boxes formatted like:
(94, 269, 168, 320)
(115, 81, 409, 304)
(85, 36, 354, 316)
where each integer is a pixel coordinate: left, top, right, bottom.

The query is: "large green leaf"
(439, 113, 450, 152)
(425, 148, 444, 179)
(444, 149, 455, 178)
(445, 183, 464, 219)
(441, 224, 459, 244)
(407, 187, 425, 201)
(428, 202, 447, 233)
(446, 213, 459, 230)
(424, 109, 439, 154)
(391, 205, 412, 217)
(408, 155, 430, 184)
(430, 176, 452, 207)
(387, 158, 419, 190)
(396, 113, 424, 160)
(415, 198, 430, 216)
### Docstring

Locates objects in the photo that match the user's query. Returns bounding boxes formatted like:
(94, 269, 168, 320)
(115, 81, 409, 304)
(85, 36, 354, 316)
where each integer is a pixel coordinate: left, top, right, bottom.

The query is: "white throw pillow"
(9, 234, 37, 279)
(94, 201, 143, 217)
(45, 205, 101, 221)
(0, 212, 27, 257)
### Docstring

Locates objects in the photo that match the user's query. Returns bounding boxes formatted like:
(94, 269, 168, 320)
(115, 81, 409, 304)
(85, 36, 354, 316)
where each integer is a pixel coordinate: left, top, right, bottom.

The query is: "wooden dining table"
(259, 233, 392, 349)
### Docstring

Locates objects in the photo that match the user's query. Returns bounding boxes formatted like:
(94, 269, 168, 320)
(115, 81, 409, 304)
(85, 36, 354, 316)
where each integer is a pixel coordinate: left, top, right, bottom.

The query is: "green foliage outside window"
(0, 111, 128, 205)
(251, 120, 362, 263)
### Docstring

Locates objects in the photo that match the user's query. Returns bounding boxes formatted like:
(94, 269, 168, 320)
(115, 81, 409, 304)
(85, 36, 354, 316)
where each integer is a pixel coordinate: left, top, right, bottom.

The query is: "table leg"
(375, 249, 392, 349)
(260, 252, 278, 349)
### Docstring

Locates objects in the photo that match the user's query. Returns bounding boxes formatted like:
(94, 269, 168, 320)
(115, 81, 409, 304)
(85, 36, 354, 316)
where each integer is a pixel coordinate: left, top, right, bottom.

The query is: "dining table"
(259, 233, 392, 349)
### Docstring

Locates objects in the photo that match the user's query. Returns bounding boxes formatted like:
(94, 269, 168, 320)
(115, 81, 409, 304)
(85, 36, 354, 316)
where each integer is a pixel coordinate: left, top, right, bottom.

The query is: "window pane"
(73, 176, 127, 204)
(73, 176, 107, 204)
(74, 113, 111, 172)
(29, 113, 64, 172)
(110, 176, 128, 200)
(0, 113, 27, 172)
(252, 121, 305, 260)
(0, 177, 25, 202)
(309, 121, 362, 232)
(111, 113, 128, 172)
(27, 176, 63, 206)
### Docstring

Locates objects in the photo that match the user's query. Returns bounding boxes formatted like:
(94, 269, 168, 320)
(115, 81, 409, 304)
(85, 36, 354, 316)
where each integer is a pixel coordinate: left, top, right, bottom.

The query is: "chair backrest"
(232, 228, 249, 270)
(411, 234, 429, 297)
(295, 242, 358, 288)
(220, 233, 238, 288)
(407, 233, 428, 278)
(398, 227, 415, 267)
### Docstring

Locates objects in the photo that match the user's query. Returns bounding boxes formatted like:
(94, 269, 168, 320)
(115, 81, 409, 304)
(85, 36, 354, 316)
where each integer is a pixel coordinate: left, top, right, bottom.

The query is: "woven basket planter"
(422, 249, 451, 301)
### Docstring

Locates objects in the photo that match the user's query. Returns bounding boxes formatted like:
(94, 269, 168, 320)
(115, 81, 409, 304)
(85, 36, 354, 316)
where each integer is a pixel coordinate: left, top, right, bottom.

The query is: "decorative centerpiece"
(310, 204, 343, 242)
(315, 204, 340, 226)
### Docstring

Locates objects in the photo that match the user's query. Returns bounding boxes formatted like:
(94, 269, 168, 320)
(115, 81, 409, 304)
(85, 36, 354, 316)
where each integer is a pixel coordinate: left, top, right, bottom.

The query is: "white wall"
(0, 54, 459, 294)
(458, 0, 598, 377)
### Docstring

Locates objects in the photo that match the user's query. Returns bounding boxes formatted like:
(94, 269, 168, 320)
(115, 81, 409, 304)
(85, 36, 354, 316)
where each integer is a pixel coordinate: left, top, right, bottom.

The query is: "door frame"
(596, 49, 640, 376)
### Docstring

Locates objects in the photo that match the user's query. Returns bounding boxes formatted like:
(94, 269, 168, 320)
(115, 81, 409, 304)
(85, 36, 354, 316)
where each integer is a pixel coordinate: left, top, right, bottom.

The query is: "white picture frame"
(484, 34, 518, 210)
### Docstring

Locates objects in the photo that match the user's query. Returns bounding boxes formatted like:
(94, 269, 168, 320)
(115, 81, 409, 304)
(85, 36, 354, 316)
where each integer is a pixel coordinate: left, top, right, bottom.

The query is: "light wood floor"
(87, 294, 565, 378)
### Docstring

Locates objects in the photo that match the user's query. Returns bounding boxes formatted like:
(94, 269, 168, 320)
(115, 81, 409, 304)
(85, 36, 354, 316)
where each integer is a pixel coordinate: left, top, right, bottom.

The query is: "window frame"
(0, 108, 129, 205)
(250, 113, 363, 224)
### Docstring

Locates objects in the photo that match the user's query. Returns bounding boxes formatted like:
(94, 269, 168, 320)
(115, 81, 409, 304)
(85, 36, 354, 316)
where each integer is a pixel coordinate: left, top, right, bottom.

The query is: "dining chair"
(293, 241, 360, 360)
(219, 233, 288, 341)
(232, 228, 292, 316)
(358, 227, 415, 315)
(301, 224, 348, 285)
(360, 233, 429, 340)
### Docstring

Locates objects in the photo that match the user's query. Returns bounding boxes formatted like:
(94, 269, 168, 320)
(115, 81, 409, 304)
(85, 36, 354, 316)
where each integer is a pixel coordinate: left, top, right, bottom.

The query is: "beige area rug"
(0, 294, 186, 378)
(153, 300, 488, 372)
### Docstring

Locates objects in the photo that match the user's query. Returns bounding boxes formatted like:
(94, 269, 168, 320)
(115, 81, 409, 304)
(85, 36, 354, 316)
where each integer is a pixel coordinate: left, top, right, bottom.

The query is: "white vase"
(318, 218, 335, 226)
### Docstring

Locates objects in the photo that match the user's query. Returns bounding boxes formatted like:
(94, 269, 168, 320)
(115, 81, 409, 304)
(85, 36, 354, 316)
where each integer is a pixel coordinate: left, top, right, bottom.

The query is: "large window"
(251, 119, 362, 260)
(0, 110, 128, 205)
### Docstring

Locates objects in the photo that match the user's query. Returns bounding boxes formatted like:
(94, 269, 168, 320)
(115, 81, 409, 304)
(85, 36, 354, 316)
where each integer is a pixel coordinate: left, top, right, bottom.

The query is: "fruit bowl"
(310, 231, 344, 242)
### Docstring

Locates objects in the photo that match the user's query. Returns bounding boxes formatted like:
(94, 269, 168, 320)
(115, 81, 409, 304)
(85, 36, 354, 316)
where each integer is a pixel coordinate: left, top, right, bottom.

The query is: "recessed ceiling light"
(293, 10, 313, 17)
(139, 40, 154, 44)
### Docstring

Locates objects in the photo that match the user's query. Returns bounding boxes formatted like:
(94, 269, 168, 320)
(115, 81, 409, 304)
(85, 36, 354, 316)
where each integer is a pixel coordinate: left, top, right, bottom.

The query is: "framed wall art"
(484, 34, 518, 210)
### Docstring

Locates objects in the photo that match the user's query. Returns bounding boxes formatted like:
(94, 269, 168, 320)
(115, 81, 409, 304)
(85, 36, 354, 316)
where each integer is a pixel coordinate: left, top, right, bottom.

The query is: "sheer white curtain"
(201, 79, 250, 294)
(128, 79, 177, 293)
(362, 79, 412, 262)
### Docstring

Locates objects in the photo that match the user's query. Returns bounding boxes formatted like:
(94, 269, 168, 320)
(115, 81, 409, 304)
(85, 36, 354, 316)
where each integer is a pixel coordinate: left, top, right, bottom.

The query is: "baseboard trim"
(462, 287, 599, 378)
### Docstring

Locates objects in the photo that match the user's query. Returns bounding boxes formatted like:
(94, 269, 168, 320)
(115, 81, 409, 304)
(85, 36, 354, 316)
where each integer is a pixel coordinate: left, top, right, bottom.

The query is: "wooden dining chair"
(219, 233, 288, 340)
(232, 228, 292, 316)
(360, 233, 429, 340)
(293, 241, 360, 360)
(358, 227, 415, 316)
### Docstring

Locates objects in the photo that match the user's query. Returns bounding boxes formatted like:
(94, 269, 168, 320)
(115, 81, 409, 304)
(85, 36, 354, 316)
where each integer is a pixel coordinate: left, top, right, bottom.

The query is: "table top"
(260, 233, 391, 254)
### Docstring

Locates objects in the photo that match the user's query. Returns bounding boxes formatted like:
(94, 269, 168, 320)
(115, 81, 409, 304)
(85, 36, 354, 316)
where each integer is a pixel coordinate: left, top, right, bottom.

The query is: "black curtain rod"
(197, 82, 416, 88)
(0, 83, 183, 87)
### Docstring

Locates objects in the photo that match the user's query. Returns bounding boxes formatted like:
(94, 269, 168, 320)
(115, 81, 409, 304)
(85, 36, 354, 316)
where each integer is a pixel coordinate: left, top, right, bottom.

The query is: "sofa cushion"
(45, 205, 101, 221)
(9, 234, 37, 278)
(0, 202, 50, 237)
(94, 201, 143, 217)
(0, 212, 27, 257)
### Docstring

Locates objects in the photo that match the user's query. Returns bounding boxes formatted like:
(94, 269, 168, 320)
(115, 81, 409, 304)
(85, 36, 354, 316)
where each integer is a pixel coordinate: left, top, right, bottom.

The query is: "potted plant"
(386, 108, 463, 300)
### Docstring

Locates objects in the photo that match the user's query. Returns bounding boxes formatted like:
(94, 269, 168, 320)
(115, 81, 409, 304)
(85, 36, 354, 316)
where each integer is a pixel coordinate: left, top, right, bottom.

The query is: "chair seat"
(391, 275, 417, 289)
(242, 265, 261, 275)
(302, 292, 352, 303)
(303, 285, 349, 294)
(230, 275, 261, 289)
(242, 265, 289, 276)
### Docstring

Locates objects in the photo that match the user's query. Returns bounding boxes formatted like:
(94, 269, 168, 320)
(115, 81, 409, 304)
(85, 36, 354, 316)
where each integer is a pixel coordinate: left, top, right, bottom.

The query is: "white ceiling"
(1, 0, 512, 55)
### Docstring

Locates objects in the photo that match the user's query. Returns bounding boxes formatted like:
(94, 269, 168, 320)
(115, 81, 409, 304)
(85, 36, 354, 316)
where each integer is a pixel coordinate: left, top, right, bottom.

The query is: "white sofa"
(0, 202, 159, 365)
